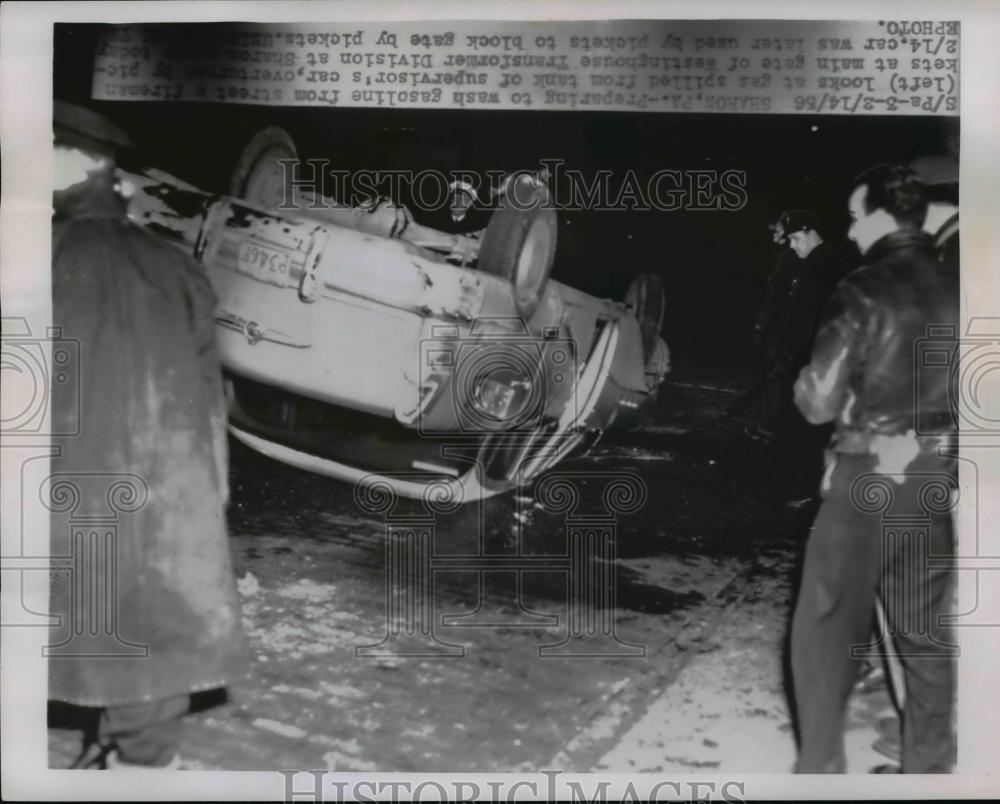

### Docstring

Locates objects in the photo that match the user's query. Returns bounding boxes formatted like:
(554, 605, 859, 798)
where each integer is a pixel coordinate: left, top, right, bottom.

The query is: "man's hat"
(53, 100, 131, 156)
(778, 209, 820, 234)
(909, 154, 958, 187)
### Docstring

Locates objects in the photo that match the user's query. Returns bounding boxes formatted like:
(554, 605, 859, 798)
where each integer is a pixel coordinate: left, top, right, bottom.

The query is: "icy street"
(48, 364, 895, 772)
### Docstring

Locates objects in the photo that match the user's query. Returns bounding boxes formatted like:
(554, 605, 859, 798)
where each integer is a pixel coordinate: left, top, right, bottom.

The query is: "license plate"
(236, 241, 292, 287)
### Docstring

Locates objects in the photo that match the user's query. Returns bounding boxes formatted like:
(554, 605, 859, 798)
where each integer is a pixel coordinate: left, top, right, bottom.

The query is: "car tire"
(478, 177, 557, 319)
(229, 126, 298, 207)
(625, 273, 666, 361)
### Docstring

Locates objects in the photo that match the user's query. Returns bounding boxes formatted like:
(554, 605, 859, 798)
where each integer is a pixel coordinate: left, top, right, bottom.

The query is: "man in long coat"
(49, 101, 246, 769)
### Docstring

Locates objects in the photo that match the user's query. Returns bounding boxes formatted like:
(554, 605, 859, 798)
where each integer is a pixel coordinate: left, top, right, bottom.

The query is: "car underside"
(120, 126, 670, 500)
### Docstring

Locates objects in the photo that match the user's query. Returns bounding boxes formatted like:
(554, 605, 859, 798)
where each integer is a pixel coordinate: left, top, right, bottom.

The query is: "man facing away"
(49, 101, 246, 769)
(790, 164, 958, 772)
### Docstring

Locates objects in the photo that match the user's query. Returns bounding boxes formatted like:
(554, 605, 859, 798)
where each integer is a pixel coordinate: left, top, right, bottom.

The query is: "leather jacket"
(793, 229, 958, 442)
(935, 211, 960, 273)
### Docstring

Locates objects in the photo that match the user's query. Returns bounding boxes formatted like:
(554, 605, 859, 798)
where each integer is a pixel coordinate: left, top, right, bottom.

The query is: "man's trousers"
(791, 450, 956, 773)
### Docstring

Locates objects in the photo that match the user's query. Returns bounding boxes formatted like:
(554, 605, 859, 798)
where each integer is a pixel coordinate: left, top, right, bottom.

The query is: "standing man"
(49, 102, 246, 769)
(910, 154, 959, 271)
(790, 164, 958, 773)
(749, 213, 798, 443)
(752, 210, 847, 503)
(771, 210, 848, 391)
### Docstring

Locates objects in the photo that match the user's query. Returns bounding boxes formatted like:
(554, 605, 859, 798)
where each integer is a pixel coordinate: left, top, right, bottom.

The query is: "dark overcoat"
(48, 174, 246, 706)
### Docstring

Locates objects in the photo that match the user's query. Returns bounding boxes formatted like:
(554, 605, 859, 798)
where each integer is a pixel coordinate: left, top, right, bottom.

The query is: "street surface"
(48, 363, 896, 772)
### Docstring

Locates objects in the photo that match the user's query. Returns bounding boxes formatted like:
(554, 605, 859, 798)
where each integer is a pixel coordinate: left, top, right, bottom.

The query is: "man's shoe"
(873, 733, 902, 764)
(870, 762, 900, 773)
(873, 713, 902, 764)
(872, 735, 902, 762)
(854, 664, 887, 694)
(106, 751, 181, 771)
(69, 740, 111, 770)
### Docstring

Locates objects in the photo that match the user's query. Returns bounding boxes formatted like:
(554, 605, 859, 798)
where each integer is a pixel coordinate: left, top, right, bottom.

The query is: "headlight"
(471, 366, 533, 423)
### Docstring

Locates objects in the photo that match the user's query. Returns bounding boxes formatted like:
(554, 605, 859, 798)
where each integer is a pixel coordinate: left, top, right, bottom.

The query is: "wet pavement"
(49, 361, 859, 772)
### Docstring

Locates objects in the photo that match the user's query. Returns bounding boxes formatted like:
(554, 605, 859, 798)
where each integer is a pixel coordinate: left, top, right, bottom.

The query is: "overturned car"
(120, 127, 670, 500)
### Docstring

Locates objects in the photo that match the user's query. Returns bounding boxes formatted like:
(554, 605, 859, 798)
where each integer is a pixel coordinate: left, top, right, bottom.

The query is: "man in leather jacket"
(789, 164, 958, 772)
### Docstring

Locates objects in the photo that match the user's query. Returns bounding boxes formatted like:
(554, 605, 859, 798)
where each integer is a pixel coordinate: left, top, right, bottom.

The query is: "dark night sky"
(55, 23, 958, 368)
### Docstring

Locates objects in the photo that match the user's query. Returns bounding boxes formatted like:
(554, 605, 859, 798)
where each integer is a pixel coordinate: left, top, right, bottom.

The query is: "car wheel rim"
(244, 146, 292, 207)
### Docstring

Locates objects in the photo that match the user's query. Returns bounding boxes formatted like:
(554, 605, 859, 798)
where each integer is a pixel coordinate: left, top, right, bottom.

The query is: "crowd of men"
(48, 100, 959, 774)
